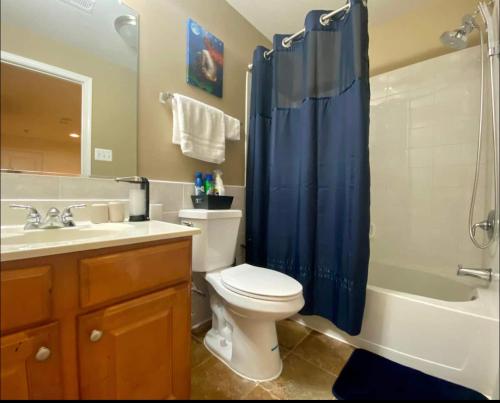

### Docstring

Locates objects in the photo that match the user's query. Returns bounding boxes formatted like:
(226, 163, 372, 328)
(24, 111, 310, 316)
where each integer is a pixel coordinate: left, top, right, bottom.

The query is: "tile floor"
(191, 319, 355, 400)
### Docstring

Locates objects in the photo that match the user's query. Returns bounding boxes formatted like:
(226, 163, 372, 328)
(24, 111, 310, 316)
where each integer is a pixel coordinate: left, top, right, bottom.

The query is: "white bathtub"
(296, 263, 500, 398)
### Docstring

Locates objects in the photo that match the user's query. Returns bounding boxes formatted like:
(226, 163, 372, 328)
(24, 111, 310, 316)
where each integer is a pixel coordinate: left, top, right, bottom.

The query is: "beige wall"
(1, 23, 138, 178)
(369, 0, 480, 76)
(128, 0, 479, 185)
(126, 0, 271, 186)
(1, 0, 481, 184)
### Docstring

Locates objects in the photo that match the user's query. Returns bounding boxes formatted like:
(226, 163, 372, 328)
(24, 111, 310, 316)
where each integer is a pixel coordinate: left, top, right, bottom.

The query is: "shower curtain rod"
(248, 0, 351, 71)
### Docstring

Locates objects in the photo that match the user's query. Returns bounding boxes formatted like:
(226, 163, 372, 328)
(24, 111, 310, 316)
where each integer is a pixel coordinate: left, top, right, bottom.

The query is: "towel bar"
(159, 92, 174, 104)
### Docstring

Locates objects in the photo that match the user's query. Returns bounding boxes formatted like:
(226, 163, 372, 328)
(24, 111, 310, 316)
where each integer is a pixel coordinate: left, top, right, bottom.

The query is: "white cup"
(90, 204, 109, 224)
(108, 202, 125, 223)
(149, 204, 163, 221)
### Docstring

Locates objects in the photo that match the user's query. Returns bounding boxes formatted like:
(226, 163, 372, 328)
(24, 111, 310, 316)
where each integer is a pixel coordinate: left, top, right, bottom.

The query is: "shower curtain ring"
(320, 14, 331, 26)
(263, 50, 272, 60)
(282, 38, 292, 48)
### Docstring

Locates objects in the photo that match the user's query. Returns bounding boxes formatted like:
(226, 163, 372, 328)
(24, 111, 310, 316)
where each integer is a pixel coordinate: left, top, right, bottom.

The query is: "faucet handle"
(62, 204, 86, 215)
(10, 204, 39, 214)
(10, 204, 41, 229)
(62, 204, 86, 227)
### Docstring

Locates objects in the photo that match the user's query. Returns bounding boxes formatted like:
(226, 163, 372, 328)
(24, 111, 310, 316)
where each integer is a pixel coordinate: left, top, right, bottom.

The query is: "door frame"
(1, 50, 93, 177)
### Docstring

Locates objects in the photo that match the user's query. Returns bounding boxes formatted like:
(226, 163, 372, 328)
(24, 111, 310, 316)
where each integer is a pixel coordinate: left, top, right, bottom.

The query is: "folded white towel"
(224, 115, 241, 141)
(171, 94, 226, 164)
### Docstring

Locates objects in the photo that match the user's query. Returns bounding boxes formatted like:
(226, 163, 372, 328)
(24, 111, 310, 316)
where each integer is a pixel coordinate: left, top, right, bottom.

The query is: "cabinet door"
(0, 322, 63, 400)
(78, 284, 190, 400)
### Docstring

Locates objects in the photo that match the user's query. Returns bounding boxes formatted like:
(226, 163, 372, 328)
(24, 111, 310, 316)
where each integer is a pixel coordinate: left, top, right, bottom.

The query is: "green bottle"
(204, 174, 214, 195)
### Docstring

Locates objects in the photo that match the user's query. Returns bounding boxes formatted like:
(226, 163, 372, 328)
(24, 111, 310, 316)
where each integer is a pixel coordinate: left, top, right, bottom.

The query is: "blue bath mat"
(332, 349, 487, 400)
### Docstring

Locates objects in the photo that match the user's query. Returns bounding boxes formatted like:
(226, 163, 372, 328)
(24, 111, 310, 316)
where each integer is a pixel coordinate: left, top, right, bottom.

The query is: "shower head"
(440, 14, 478, 50)
(440, 29, 470, 49)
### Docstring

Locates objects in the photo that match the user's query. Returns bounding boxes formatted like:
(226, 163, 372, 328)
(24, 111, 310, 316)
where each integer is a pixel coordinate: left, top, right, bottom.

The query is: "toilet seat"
(221, 264, 303, 302)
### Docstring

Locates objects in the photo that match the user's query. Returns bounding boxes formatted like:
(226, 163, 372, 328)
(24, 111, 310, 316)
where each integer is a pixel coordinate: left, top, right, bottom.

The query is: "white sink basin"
(1, 223, 133, 246)
(0, 221, 201, 262)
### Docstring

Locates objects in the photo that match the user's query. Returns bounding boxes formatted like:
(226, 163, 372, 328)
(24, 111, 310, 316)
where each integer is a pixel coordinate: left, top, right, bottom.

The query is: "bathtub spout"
(457, 265, 493, 282)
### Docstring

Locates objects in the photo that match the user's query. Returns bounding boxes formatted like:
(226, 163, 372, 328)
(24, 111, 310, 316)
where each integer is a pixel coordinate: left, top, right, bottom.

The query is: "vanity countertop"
(0, 220, 200, 263)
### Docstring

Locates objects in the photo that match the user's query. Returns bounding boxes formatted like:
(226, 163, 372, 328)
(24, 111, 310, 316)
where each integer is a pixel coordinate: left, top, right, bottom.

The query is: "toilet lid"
(221, 264, 303, 301)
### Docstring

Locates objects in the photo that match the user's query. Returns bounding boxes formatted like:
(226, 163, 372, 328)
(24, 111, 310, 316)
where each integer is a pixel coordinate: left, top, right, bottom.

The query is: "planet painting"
(187, 19, 224, 98)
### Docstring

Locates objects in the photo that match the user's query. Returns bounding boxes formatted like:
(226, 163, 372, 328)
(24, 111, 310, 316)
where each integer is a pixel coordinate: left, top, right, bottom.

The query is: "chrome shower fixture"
(440, 14, 478, 49)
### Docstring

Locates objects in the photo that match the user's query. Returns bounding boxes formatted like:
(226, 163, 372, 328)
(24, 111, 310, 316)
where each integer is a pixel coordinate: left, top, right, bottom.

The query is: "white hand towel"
(171, 94, 226, 164)
(224, 115, 241, 141)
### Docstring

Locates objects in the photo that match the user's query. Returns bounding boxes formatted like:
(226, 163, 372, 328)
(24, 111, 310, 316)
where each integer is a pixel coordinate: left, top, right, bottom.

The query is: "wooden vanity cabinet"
(0, 238, 192, 400)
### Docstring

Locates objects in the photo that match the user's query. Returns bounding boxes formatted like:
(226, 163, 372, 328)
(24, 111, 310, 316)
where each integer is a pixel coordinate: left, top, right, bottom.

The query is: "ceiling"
(1, 62, 82, 143)
(0, 0, 138, 71)
(226, 0, 437, 41)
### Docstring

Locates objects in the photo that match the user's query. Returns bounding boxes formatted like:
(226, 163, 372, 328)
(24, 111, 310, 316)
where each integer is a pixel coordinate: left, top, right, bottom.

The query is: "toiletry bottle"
(194, 171, 205, 196)
(204, 174, 214, 196)
(214, 169, 225, 196)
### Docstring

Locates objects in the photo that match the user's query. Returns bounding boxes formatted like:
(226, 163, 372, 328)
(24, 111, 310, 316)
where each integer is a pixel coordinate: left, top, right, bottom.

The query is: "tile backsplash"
(1, 172, 245, 227)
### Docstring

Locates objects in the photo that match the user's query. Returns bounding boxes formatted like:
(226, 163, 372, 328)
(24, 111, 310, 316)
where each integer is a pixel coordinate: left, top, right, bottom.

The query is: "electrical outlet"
(94, 148, 113, 162)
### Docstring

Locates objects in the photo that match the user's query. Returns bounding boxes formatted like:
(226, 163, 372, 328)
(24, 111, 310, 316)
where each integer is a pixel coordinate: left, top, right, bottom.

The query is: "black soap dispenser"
(115, 177, 150, 222)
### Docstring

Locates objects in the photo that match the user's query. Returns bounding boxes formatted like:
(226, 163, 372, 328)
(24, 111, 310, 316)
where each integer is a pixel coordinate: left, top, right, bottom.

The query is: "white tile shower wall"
(0, 172, 246, 328)
(370, 46, 493, 276)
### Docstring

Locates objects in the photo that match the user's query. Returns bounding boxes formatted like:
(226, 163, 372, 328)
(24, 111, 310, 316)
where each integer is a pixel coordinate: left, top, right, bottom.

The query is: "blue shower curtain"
(246, 0, 370, 335)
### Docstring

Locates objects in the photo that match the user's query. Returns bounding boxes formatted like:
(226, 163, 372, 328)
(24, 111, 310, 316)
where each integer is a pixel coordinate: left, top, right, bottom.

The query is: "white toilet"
(179, 209, 305, 382)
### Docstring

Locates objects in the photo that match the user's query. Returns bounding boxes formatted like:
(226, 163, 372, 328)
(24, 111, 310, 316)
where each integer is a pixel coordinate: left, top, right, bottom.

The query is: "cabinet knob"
(90, 329, 103, 343)
(35, 346, 51, 362)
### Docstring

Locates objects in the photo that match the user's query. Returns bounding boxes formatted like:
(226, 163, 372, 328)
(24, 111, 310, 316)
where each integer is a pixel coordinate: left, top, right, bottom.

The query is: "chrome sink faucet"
(40, 207, 65, 229)
(10, 204, 86, 230)
(457, 265, 493, 282)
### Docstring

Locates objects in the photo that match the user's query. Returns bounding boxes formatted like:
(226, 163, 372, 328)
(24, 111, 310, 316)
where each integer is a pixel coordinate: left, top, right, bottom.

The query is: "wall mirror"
(0, 0, 139, 178)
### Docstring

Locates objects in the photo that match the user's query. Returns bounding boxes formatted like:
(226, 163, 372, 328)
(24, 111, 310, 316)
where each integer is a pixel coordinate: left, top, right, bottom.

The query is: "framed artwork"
(186, 18, 224, 98)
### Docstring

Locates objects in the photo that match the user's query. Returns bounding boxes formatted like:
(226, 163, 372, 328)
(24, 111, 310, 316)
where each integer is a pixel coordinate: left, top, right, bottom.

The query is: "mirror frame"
(1, 50, 93, 176)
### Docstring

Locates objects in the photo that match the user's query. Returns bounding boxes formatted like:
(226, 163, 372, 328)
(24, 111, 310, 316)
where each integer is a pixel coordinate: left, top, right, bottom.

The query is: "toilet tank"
(178, 209, 242, 272)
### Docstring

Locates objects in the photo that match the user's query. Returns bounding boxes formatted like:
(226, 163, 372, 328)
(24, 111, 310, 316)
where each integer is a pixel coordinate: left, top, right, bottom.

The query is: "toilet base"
(204, 328, 283, 383)
(202, 270, 304, 382)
